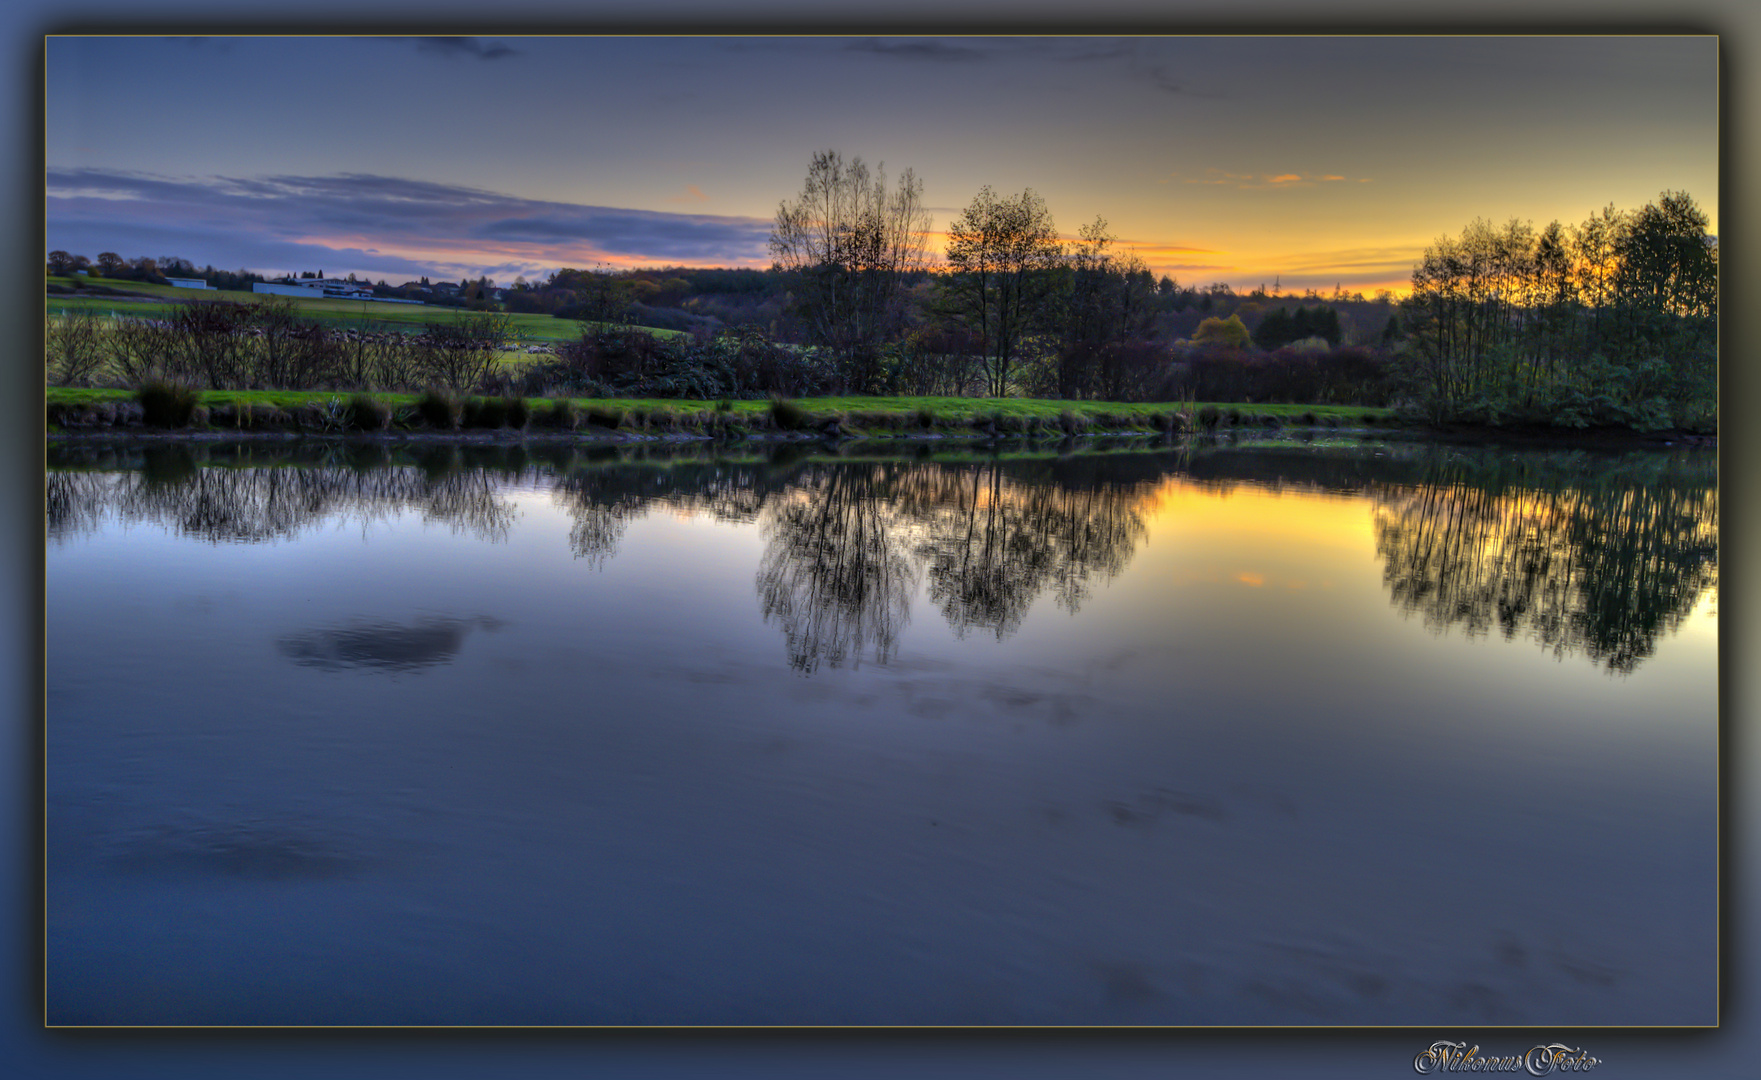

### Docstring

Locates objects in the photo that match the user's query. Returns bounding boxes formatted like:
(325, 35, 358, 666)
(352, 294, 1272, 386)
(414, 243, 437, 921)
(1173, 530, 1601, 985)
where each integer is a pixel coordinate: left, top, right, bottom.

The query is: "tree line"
(1397, 191, 1715, 429)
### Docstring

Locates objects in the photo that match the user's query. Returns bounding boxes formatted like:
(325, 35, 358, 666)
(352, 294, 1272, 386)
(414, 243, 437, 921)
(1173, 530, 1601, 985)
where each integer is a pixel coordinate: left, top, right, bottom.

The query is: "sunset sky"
(45, 35, 1718, 295)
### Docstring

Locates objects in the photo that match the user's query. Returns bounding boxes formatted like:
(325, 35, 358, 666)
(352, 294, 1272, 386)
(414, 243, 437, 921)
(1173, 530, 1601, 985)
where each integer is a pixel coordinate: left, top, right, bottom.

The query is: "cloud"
(844, 38, 989, 62)
(1180, 169, 1371, 190)
(408, 37, 520, 60)
(666, 184, 709, 204)
(46, 168, 775, 280)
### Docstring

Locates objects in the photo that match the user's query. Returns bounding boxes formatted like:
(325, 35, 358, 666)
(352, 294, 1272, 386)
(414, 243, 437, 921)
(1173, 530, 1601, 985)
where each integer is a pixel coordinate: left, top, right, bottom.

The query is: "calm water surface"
(45, 437, 1718, 1025)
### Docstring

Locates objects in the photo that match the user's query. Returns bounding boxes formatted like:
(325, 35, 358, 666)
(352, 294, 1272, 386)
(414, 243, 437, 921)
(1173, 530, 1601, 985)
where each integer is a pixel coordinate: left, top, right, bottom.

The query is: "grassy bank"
(46, 387, 1398, 438)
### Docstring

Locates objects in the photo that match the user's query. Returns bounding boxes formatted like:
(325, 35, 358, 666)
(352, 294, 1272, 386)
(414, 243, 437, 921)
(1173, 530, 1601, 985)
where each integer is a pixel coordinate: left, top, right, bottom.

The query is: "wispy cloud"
(844, 38, 990, 62)
(1177, 169, 1371, 190)
(46, 169, 773, 281)
(409, 37, 520, 61)
(666, 184, 709, 204)
(1264, 244, 1428, 276)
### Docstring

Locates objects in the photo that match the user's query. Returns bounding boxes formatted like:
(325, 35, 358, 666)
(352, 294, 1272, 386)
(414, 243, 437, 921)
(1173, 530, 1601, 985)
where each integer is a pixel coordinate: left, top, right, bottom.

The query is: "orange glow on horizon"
(286, 226, 1420, 297)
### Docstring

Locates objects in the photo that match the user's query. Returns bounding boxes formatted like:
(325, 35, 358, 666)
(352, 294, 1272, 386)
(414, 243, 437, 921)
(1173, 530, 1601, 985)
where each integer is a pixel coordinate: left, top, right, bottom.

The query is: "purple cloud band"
(46, 168, 775, 280)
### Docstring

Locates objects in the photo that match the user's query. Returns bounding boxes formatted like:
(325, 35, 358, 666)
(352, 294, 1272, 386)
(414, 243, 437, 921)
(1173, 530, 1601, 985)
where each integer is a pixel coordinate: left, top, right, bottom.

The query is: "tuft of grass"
(502, 395, 531, 430)
(1197, 404, 1222, 430)
(1295, 410, 1318, 427)
(916, 406, 936, 430)
(137, 379, 200, 427)
(541, 399, 583, 430)
(770, 398, 810, 431)
(346, 393, 391, 431)
(417, 387, 462, 430)
(584, 405, 623, 429)
(472, 397, 509, 429)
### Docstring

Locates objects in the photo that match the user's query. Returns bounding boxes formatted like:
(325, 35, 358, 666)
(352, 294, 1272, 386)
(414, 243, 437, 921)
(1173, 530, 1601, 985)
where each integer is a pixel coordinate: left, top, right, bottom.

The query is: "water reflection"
(46, 440, 1717, 674)
(1371, 453, 1718, 673)
(906, 464, 1150, 639)
(277, 615, 505, 673)
(47, 444, 519, 545)
(758, 466, 918, 672)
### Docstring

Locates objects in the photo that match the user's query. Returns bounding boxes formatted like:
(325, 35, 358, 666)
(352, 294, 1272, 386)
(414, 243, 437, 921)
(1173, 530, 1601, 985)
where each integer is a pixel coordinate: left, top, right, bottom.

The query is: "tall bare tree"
(770, 150, 932, 392)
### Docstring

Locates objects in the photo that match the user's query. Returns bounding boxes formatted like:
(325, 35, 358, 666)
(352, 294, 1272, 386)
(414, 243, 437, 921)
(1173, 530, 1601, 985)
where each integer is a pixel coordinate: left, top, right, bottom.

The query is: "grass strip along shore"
(47, 388, 1399, 441)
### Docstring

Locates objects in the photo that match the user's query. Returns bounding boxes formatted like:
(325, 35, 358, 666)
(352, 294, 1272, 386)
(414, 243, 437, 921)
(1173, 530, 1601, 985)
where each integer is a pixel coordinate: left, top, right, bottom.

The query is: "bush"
(137, 380, 201, 427)
(502, 395, 531, 429)
(1197, 404, 1221, 429)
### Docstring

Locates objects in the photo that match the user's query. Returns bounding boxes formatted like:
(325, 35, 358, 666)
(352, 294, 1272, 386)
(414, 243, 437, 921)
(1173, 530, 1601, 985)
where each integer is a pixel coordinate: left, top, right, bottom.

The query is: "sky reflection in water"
(46, 439, 1717, 1025)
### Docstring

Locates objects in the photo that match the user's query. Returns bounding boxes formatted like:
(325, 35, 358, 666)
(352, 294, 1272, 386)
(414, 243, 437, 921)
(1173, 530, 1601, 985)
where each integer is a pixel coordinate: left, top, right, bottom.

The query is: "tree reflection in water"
(1373, 452, 1717, 673)
(906, 464, 1149, 639)
(47, 441, 1716, 676)
(753, 461, 1152, 668)
(46, 444, 519, 545)
(756, 465, 918, 673)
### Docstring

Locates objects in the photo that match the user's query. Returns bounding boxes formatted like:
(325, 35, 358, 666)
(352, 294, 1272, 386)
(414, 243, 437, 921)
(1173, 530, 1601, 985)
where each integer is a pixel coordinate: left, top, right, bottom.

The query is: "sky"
(45, 35, 1718, 296)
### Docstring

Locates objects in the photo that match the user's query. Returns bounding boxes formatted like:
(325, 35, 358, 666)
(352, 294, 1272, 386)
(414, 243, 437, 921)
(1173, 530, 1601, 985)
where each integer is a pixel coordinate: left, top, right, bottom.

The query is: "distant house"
(253, 279, 423, 304)
(166, 277, 214, 290)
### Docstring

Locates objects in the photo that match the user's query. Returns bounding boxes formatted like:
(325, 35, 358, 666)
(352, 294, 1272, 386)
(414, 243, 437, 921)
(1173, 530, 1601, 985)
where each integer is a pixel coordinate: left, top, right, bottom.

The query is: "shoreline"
(43, 423, 1713, 453)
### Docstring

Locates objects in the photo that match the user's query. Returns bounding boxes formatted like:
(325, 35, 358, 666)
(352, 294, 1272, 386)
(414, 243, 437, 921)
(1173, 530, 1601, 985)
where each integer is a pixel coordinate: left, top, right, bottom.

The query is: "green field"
(46, 276, 679, 343)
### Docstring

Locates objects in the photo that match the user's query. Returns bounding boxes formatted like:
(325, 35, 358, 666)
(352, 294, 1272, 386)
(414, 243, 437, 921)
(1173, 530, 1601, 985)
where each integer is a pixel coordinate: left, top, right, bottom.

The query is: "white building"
(252, 279, 424, 304)
(167, 277, 213, 290)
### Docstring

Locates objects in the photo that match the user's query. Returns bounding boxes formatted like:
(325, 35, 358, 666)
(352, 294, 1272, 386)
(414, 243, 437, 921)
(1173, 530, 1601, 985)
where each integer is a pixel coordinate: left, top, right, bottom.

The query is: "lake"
(45, 435, 1718, 1025)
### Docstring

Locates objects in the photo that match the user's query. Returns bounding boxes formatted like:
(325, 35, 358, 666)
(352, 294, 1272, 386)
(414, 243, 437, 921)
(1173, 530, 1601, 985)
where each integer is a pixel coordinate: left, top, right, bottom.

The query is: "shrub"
(503, 395, 531, 430)
(1197, 404, 1221, 429)
(137, 380, 200, 427)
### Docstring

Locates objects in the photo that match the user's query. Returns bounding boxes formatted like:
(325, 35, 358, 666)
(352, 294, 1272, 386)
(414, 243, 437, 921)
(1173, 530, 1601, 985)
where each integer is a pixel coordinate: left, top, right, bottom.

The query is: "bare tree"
(46, 310, 105, 385)
(414, 312, 513, 392)
(770, 150, 932, 392)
